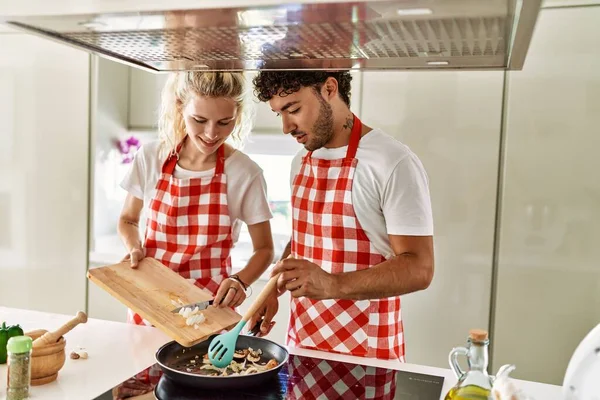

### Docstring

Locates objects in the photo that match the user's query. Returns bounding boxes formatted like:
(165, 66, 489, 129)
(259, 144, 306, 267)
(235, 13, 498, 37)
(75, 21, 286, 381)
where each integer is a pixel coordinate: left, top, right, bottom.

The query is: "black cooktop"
(161, 354, 444, 400)
(97, 354, 444, 400)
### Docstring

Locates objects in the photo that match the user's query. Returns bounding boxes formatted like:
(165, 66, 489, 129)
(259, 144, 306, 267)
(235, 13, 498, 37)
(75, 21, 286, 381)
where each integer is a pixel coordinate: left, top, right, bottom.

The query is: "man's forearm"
(332, 253, 433, 300)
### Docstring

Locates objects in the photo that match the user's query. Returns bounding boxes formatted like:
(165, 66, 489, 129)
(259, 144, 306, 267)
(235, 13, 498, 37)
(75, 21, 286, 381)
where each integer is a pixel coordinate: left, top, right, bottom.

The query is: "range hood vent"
(1, 0, 541, 72)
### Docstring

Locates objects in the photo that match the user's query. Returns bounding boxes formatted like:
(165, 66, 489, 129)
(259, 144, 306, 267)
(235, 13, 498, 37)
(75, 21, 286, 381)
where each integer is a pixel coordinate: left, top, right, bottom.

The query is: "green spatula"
(208, 273, 281, 368)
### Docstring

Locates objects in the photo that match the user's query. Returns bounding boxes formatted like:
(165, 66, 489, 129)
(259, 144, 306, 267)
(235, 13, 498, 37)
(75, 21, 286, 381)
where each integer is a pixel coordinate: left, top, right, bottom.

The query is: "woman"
(113, 71, 274, 397)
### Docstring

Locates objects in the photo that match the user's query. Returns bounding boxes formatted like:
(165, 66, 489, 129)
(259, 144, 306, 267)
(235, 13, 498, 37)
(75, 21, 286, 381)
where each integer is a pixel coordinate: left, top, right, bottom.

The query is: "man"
(249, 71, 434, 361)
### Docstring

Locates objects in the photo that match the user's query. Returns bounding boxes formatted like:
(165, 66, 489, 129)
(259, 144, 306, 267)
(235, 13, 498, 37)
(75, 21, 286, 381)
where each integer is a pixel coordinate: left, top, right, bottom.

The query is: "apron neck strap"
(162, 139, 185, 174)
(215, 144, 225, 175)
(162, 138, 226, 175)
(345, 114, 362, 160)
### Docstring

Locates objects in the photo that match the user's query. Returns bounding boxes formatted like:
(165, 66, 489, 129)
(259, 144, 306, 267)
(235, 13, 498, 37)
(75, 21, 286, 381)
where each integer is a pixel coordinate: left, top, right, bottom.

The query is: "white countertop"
(0, 307, 171, 400)
(0, 307, 563, 400)
(288, 346, 563, 400)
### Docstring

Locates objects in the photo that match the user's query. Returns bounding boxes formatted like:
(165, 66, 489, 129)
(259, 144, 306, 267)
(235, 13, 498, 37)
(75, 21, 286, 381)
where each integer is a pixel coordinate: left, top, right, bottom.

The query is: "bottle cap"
(7, 336, 33, 354)
(469, 329, 489, 342)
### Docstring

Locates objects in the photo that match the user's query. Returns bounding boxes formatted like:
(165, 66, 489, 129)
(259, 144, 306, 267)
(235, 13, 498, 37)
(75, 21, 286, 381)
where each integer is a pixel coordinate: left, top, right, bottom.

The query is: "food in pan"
(173, 347, 278, 376)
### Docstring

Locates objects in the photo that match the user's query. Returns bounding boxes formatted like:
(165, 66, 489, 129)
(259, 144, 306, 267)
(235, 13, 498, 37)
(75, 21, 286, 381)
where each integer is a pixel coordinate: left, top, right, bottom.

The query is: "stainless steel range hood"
(0, 0, 541, 72)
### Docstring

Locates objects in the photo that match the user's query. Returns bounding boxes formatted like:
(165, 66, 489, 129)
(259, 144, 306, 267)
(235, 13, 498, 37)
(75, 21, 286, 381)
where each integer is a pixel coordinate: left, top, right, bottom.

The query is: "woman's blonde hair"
(158, 71, 254, 156)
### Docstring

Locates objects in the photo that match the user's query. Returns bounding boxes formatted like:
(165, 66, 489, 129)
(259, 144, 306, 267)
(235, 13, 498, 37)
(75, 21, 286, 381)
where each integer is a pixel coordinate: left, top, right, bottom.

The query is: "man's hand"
(247, 291, 278, 337)
(271, 258, 338, 300)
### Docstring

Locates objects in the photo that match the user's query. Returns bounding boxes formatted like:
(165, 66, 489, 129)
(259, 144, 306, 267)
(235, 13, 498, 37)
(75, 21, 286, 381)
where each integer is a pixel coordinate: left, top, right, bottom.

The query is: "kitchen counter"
(0, 307, 563, 400)
(291, 347, 564, 400)
(0, 307, 171, 400)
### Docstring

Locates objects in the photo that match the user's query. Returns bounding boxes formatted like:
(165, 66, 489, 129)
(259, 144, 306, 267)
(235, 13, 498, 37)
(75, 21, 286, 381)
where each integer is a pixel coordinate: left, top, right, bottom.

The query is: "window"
(230, 134, 301, 266)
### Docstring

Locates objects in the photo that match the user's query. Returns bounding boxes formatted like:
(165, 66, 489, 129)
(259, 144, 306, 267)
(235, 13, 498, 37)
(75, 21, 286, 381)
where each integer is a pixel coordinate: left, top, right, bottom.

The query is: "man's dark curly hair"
(253, 71, 353, 107)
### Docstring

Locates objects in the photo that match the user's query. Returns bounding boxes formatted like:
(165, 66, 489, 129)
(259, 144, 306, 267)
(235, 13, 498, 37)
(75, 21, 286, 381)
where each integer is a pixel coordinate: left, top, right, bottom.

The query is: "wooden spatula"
(208, 273, 280, 368)
(32, 311, 88, 348)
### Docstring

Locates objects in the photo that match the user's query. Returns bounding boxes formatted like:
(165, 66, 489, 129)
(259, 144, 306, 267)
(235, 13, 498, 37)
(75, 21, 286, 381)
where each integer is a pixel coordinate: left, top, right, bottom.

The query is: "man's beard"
(304, 97, 334, 151)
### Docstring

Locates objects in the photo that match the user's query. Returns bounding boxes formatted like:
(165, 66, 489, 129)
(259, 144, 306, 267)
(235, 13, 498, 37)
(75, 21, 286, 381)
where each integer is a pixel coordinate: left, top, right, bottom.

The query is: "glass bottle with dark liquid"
(444, 329, 494, 400)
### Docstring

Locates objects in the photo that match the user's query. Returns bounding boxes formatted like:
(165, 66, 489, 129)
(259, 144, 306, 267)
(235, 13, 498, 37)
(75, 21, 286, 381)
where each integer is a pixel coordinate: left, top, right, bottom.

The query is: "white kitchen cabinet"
(128, 68, 362, 133)
(0, 33, 90, 315)
(492, 6, 600, 385)
(360, 70, 504, 368)
(128, 68, 168, 129)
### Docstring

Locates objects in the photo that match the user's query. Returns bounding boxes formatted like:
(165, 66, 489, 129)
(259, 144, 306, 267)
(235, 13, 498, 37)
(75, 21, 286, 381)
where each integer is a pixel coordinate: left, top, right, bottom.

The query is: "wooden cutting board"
(87, 257, 241, 347)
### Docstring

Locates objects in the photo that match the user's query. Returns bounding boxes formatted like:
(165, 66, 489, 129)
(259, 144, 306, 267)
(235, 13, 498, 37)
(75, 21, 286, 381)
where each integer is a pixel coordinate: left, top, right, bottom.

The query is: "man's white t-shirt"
(120, 140, 273, 244)
(290, 128, 433, 259)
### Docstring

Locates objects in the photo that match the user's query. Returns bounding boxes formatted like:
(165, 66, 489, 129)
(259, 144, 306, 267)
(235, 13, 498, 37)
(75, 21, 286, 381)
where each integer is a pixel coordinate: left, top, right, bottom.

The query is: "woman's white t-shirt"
(290, 128, 433, 259)
(120, 140, 273, 244)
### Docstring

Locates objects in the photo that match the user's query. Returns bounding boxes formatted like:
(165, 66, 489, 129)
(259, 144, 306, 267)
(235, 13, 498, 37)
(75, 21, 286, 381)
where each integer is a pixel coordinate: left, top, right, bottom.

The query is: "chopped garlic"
(186, 313, 206, 326)
(177, 304, 207, 328)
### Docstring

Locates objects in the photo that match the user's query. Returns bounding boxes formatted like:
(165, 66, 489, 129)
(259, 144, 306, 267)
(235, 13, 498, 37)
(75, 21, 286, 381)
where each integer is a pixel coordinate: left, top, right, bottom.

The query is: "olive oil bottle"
(444, 329, 494, 400)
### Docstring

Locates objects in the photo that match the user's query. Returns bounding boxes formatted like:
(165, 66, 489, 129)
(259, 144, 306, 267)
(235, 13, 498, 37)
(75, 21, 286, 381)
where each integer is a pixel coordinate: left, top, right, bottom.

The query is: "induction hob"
(96, 353, 444, 400)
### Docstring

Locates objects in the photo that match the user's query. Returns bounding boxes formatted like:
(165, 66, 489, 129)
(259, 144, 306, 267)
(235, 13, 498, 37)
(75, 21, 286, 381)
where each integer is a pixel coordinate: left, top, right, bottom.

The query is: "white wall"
(360, 71, 504, 368)
(492, 6, 600, 384)
(0, 33, 90, 315)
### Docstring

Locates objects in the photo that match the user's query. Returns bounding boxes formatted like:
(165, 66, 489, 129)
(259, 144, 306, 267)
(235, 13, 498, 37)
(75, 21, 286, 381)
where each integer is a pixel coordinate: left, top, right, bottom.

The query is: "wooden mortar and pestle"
(25, 311, 87, 386)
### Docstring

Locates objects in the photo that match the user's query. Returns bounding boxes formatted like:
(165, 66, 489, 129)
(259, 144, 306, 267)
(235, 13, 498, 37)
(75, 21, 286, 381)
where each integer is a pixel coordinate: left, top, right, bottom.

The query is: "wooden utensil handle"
(242, 273, 281, 323)
(33, 311, 88, 347)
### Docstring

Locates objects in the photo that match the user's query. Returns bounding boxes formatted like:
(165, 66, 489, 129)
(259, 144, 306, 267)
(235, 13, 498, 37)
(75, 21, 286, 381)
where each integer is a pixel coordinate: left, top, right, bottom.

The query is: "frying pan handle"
(242, 273, 281, 324)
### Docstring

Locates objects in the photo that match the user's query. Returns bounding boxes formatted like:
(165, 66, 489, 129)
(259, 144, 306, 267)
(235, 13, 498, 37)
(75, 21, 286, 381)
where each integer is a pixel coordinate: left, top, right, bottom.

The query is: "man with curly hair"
(248, 71, 434, 362)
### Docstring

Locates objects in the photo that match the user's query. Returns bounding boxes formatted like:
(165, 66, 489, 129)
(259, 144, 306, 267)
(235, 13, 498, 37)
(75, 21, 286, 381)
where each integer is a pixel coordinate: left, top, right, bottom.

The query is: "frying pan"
(155, 328, 289, 390)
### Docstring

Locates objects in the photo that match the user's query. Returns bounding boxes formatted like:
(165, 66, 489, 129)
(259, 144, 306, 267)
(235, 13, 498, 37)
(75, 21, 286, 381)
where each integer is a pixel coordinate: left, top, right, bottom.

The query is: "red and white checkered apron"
(286, 356, 397, 400)
(126, 141, 233, 386)
(288, 114, 405, 361)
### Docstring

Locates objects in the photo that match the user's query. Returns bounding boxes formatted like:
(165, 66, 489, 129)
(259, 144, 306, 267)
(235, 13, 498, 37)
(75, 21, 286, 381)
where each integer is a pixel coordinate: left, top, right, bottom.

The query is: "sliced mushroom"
(247, 348, 261, 362)
(233, 349, 248, 359)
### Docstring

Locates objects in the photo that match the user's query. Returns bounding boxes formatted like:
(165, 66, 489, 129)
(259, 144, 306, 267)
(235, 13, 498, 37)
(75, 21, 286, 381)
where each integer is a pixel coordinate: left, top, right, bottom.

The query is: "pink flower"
(116, 136, 141, 164)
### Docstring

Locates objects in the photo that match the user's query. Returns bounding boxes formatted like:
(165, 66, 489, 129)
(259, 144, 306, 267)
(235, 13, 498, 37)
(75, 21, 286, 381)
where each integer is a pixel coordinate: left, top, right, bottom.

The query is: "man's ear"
(321, 77, 339, 101)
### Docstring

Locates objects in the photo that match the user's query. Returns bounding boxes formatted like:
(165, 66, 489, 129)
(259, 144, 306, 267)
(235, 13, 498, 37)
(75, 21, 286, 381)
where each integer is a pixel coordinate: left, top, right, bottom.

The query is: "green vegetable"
(0, 322, 24, 364)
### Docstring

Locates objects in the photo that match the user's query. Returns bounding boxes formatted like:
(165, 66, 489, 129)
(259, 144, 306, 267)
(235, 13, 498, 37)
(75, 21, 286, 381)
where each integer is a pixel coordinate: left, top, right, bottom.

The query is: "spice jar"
(6, 335, 33, 400)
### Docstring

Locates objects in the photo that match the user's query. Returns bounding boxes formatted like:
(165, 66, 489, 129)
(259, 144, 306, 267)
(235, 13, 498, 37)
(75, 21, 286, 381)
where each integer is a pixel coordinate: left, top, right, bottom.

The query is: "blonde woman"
(113, 72, 274, 396)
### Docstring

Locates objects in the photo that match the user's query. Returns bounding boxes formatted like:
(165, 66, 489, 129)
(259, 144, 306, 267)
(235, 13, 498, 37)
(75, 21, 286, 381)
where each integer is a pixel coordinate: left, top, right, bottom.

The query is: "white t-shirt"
(290, 128, 433, 258)
(120, 140, 273, 244)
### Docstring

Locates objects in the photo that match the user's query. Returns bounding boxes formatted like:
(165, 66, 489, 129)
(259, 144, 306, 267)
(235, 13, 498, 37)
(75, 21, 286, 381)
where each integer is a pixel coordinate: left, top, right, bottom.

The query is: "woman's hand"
(214, 278, 247, 308)
(247, 290, 278, 337)
(121, 247, 145, 268)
